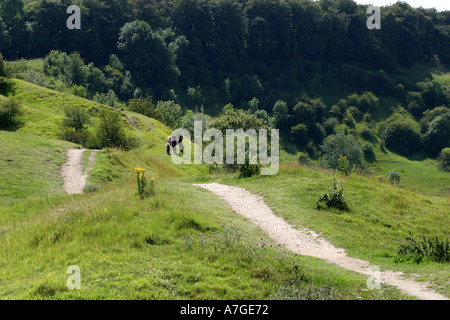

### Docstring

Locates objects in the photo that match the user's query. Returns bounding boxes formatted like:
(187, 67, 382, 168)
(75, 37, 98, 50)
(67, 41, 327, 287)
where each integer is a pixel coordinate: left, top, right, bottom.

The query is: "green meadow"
(0, 76, 449, 300)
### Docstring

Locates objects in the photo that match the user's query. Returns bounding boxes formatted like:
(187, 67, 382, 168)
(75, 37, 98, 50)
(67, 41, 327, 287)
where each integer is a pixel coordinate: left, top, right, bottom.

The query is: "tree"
(437, 147, 450, 172)
(61, 105, 90, 132)
(381, 119, 422, 156)
(423, 112, 450, 156)
(321, 133, 363, 169)
(155, 100, 182, 129)
(291, 123, 308, 145)
(272, 100, 290, 128)
(65, 52, 88, 86)
(128, 97, 158, 118)
(118, 20, 178, 99)
(96, 109, 134, 149)
(0, 98, 22, 130)
(0, 52, 6, 77)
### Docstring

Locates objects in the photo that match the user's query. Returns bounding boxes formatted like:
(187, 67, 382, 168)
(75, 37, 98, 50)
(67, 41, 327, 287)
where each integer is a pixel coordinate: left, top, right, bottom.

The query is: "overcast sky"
(353, 0, 449, 11)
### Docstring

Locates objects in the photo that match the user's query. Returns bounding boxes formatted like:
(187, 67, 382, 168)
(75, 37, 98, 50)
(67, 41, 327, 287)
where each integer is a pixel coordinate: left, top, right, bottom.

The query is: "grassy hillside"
(220, 163, 450, 297)
(0, 78, 448, 300)
(0, 131, 78, 202)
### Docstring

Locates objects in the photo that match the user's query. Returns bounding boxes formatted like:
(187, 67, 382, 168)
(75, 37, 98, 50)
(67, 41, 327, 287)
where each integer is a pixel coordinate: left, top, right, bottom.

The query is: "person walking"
(178, 133, 184, 156)
(166, 135, 172, 155)
(171, 132, 178, 155)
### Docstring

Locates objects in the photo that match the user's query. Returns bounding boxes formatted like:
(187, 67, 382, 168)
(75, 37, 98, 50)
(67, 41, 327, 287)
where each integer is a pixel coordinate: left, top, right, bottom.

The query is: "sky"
(353, 0, 450, 12)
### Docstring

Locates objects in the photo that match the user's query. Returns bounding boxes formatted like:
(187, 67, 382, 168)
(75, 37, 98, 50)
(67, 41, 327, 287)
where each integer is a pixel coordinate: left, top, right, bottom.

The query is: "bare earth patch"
(60, 149, 97, 195)
(193, 182, 448, 300)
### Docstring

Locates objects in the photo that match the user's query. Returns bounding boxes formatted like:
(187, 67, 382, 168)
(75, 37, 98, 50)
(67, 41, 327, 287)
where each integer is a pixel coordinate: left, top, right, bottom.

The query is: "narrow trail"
(60, 149, 97, 195)
(193, 182, 448, 300)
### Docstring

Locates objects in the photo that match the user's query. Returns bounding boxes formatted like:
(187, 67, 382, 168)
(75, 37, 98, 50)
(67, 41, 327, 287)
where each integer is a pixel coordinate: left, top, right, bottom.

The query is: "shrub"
(321, 133, 363, 170)
(96, 109, 137, 150)
(0, 98, 22, 130)
(155, 100, 182, 129)
(128, 96, 158, 118)
(291, 123, 308, 144)
(423, 111, 450, 156)
(337, 155, 351, 176)
(381, 118, 422, 156)
(397, 235, 450, 264)
(362, 143, 376, 162)
(388, 169, 400, 184)
(437, 147, 450, 172)
(316, 179, 349, 212)
(360, 127, 376, 142)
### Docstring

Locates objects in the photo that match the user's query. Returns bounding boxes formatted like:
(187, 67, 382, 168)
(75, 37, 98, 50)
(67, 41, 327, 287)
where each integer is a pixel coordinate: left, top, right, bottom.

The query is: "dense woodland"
(1, 0, 449, 164)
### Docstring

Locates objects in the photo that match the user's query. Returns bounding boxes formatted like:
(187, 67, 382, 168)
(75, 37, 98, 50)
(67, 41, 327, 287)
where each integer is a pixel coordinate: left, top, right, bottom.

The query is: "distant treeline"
(0, 0, 449, 108)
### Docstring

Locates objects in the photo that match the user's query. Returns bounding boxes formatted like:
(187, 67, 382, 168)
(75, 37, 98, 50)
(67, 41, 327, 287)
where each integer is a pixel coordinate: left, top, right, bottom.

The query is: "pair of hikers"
(166, 132, 183, 156)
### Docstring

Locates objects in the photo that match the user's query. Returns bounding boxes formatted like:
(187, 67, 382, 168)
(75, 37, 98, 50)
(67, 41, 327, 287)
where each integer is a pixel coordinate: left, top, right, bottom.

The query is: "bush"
(321, 133, 363, 170)
(437, 147, 450, 172)
(362, 143, 376, 162)
(155, 100, 182, 129)
(388, 169, 400, 184)
(0, 98, 22, 130)
(96, 109, 137, 150)
(337, 155, 351, 176)
(423, 111, 450, 156)
(316, 179, 349, 212)
(397, 235, 450, 264)
(128, 96, 158, 118)
(381, 118, 422, 156)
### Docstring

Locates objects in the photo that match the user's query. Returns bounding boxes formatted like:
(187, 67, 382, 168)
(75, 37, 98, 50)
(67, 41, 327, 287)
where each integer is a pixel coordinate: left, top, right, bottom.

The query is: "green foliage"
(380, 110, 422, 156)
(61, 105, 90, 132)
(321, 133, 363, 170)
(290, 123, 308, 144)
(423, 111, 450, 156)
(210, 105, 268, 134)
(397, 236, 450, 264)
(135, 167, 155, 200)
(179, 109, 211, 137)
(95, 109, 136, 150)
(272, 100, 290, 128)
(316, 179, 349, 212)
(0, 52, 6, 77)
(438, 147, 450, 172)
(155, 100, 182, 129)
(128, 97, 158, 118)
(388, 169, 401, 184)
(337, 155, 351, 176)
(0, 97, 22, 130)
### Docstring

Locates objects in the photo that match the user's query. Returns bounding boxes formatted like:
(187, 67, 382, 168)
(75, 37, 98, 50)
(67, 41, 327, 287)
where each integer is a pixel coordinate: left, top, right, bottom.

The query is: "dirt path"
(193, 182, 448, 300)
(60, 149, 97, 195)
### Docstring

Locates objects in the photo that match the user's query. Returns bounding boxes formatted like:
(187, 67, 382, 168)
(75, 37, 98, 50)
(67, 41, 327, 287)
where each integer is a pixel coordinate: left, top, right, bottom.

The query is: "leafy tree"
(155, 100, 182, 129)
(95, 109, 135, 149)
(0, 98, 21, 130)
(65, 52, 88, 86)
(291, 123, 308, 145)
(118, 20, 178, 99)
(210, 105, 268, 134)
(437, 147, 450, 172)
(423, 111, 450, 156)
(272, 100, 290, 128)
(61, 105, 91, 133)
(321, 133, 363, 170)
(180, 109, 211, 137)
(0, 52, 6, 77)
(128, 97, 158, 118)
(381, 118, 422, 156)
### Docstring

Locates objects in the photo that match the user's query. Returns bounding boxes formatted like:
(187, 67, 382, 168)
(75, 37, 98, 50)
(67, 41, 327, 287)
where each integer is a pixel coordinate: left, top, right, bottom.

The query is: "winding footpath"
(193, 182, 448, 300)
(60, 149, 97, 195)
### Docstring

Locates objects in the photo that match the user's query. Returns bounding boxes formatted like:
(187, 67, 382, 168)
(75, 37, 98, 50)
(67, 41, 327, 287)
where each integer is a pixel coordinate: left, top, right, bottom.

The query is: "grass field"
(219, 163, 450, 297)
(1, 76, 448, 300)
